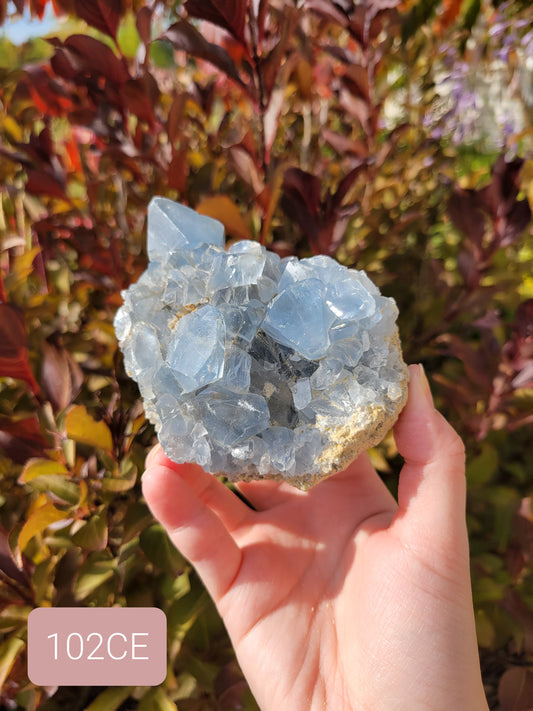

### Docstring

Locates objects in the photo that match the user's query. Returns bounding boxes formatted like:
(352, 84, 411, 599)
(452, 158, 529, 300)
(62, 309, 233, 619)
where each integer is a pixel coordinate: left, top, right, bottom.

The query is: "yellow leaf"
(18, 502, 70, 552)
(0, 636, 25, 691)
(14, 246, 41, 277)
(20, 458, 69, 483)
(65, 405, 113, 453)
(84, 687, 135, 711)
(196, 195, 250, 240)
(138, 688, 176, 711)
(2, 116, 22, 142)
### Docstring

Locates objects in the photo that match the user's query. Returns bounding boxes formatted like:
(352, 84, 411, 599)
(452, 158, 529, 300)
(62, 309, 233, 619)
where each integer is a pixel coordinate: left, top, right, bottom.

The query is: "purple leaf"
(185, 0, 247, 45)
(161, 20, 246, 89)
(74, 0, 123, 40)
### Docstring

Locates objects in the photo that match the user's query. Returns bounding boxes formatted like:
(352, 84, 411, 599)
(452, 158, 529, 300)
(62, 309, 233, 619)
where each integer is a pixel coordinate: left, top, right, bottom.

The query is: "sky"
(1, 3, 57, 44)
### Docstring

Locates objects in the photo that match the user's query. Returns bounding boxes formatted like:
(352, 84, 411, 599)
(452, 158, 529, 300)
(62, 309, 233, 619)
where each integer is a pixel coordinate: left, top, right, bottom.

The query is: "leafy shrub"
(0, 1, 532, 709)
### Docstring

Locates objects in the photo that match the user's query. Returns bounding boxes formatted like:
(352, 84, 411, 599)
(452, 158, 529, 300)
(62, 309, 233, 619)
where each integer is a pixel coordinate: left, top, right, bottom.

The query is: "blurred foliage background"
(0, 0, 532, 709)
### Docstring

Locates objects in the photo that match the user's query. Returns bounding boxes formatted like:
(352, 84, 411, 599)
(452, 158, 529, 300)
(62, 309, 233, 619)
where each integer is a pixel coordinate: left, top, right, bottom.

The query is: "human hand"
(142, 364, 489, 711)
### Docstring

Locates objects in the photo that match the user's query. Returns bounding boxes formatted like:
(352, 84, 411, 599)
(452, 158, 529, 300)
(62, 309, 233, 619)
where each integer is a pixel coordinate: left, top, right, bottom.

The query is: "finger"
(142, 463, 243, 602)
(236, 478, 303, 511)
(147, 446, 251, 531)
(145, 443, 162, 469)
(392, 364, 467, 554)
(322, 450, 397, 511)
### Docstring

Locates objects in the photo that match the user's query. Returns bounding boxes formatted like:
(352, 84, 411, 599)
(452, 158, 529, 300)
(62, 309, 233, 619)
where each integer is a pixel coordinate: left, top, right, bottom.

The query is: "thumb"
(392, 364, 468, 560)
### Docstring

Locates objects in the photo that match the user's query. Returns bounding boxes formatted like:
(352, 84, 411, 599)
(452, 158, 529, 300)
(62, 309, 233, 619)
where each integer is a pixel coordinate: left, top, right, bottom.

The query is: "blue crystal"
(115, 198, 409, 486)
(147, 197, 224, 261)
(262, 279, 330, 359)
(197, 388, 270, 446)
(326, 277, 375, 320)
(166, 305, 225, 393)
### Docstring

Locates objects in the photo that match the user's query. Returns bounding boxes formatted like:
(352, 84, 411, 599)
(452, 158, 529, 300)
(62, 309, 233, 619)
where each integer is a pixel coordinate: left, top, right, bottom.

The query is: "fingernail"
(417, 363, 434, 407)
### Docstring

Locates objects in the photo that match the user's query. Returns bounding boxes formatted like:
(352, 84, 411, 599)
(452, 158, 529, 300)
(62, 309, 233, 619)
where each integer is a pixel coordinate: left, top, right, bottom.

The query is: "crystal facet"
(115, 197, 409, 489)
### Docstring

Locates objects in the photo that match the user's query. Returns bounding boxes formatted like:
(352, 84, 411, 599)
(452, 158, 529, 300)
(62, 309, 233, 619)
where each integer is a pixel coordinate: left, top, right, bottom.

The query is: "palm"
(215, 461, 394, 708)
(142, 366, 488, 711)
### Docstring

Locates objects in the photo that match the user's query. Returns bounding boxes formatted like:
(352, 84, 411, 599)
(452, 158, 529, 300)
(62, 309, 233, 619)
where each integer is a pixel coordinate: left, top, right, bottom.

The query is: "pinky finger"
(142, 464, 243, 603)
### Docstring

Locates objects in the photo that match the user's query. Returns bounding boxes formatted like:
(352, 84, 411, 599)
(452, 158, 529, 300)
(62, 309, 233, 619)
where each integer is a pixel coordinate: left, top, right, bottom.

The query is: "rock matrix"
(115, 197, 409, 488)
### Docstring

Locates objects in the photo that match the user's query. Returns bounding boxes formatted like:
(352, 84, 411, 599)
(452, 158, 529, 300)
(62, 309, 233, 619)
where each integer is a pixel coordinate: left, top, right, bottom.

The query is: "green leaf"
(18, 503, 70, 552)
(74, 554, 116, 600)
(123, 502, 154, 543)
(475, 609, 495, 649)
(140, 523, 186, 575)
(463, 0, 482, 33)
(32, 557, 57, 605)
(65, 405, 113, 452)
(83, 686, 135, 711)
(472, 576, 506, 604)
(72, 511, 108, 551)
(138, 688, 177, 711)
(167, 580, 210, 645)
(401, 0, 440, 43)
(0, 605, 31, 632)
(0, 636, 25, 690)
(25, 474, 80, 505)
(101, 459, 137, 492)
(117, 12, 141, 59)
(466, 443, 499, 486)
(150, 39, 175, 68)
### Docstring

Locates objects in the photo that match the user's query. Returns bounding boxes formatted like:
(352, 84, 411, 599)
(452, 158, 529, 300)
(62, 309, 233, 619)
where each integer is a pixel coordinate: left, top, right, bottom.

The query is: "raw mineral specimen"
(114, 197, 409, 489)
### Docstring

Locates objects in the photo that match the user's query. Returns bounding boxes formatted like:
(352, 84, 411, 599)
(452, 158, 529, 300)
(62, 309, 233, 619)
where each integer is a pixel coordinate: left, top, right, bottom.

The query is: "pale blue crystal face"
(166, 305, 225, 393)
(147, 197, 224, 261)
(114, 198, 408, 484)
(262, 279, 331, 360)
(197, 388, 270, 447)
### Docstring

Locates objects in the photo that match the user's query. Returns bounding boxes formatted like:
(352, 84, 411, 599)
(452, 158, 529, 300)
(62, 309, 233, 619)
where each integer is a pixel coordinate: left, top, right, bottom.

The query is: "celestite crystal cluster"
(114, 198, 409, 488)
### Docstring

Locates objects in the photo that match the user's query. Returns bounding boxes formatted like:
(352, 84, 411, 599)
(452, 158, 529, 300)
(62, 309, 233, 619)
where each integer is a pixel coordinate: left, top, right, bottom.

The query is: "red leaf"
(23, 65, 76, 116)
(185, 0, 247, 45)
(260, 8, 299, 98)
(257, 0, 269, 43)
(307, 0, 349, 26)
(122, 73, 160, 125)
(343, 64, 370, 102)
(74, 0, 123, 40)
(136, 5, 152, 46)
(52, 0, 75, 14)
(41, 337, 83, 412)
(167, 147, 188, 193)
(0, 524, 29, 587)
(167, 93, 186, 144)
(514, 300, 533, 343)
(25, 168, 66, 199)
(64, 34, 130, 84)
(0, 416, 47, 464)
(448, 189, 486, 247)
(30, 0, 48, 19)
(281, 168, 321, 251)
(0, 304, 40, 395)
(162, 20, 246, 89)
(51, 46, 82, 80)
(498, 666, 533, 711)
(283, 167, 321, 219)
